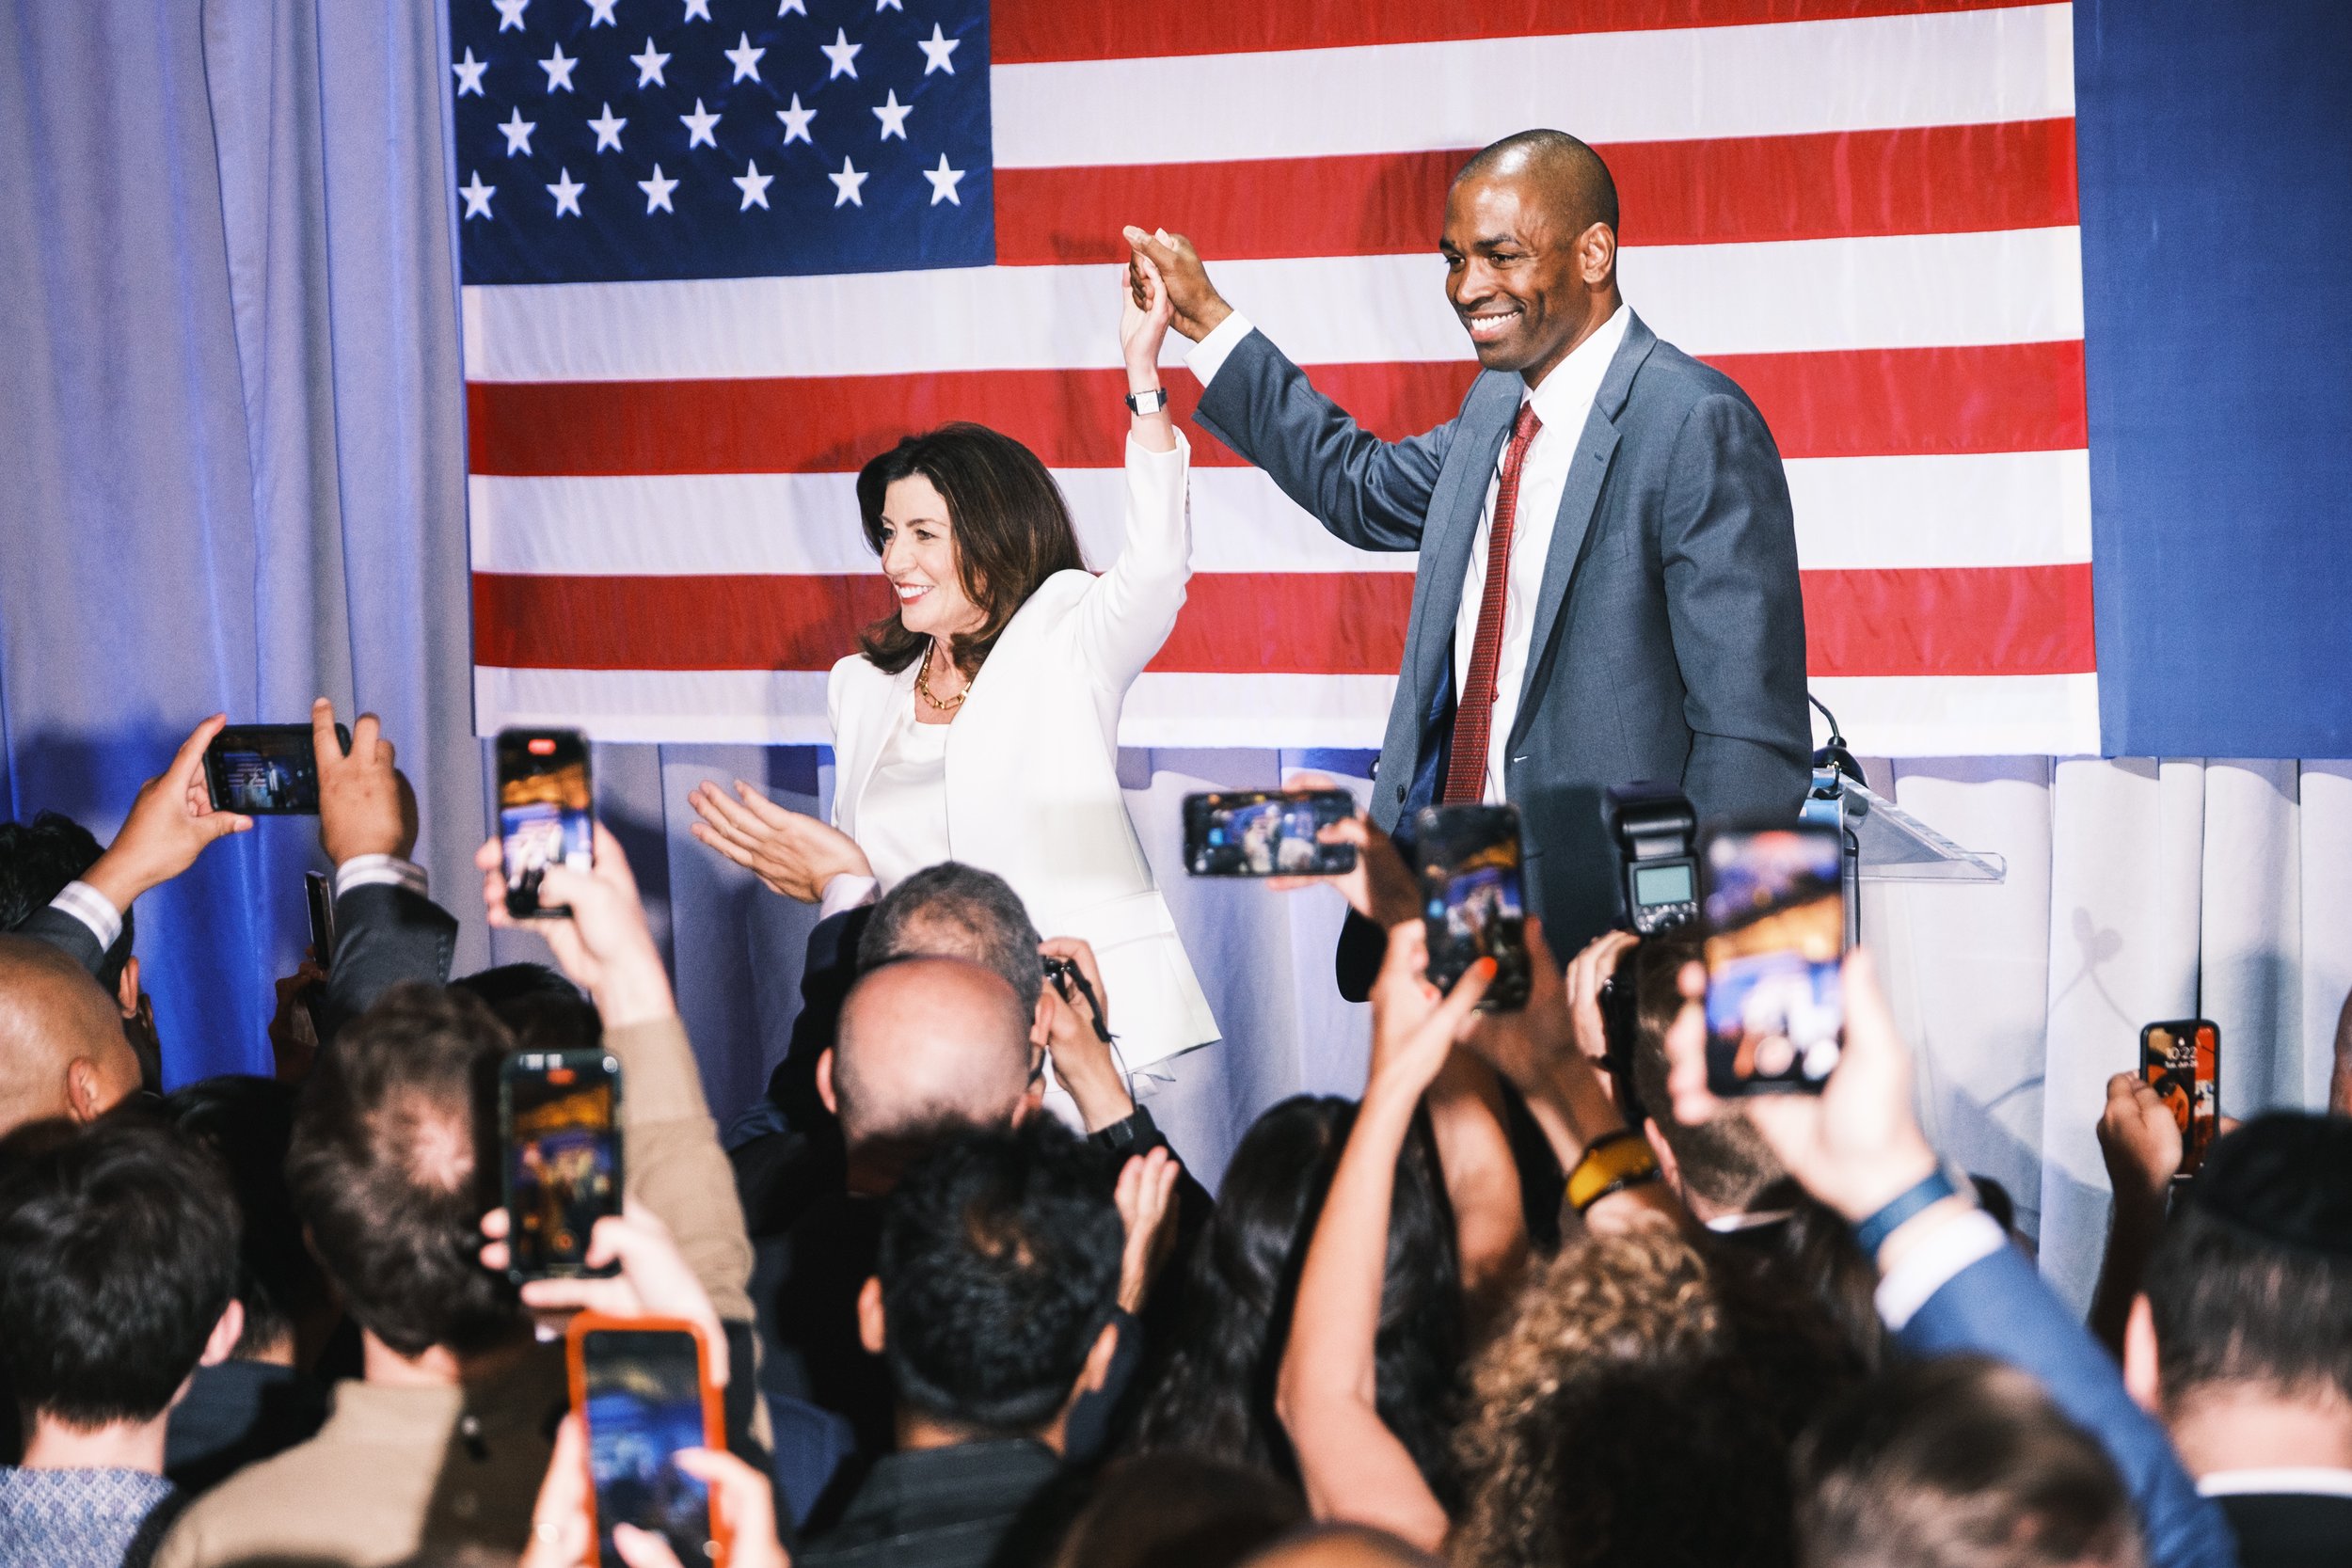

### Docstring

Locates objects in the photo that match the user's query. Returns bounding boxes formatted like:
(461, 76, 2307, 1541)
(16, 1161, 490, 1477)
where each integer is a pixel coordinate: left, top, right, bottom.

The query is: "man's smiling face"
(1440, 173, 1593, 387)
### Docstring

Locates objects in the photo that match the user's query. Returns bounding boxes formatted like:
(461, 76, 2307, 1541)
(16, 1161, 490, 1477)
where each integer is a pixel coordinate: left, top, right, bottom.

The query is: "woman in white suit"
(687, 248, 1217, 1070)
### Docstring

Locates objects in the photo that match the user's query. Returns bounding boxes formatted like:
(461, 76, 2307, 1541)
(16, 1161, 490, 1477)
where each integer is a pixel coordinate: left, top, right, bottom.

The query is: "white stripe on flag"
(990, 4, 2075, 167)
(1808, 672, 2101, 756)
(469, 450, 2090, 578)
(460, 228, 2083, 383)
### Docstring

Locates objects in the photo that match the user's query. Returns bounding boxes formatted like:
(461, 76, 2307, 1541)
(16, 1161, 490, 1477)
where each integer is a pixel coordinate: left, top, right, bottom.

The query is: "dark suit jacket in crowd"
(2213, 1490, 2352, 1568)
(1194, 313, 1811, 982)
(796, 1437, 1064, 1568)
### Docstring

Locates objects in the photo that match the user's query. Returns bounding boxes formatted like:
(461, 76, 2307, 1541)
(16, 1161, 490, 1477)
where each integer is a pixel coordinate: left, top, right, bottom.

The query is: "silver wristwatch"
(1125, 386, 1169, 417)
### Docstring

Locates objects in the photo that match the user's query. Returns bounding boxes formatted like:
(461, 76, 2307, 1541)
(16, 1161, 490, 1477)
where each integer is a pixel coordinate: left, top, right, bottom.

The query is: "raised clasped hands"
(687, 778, 871, 904)
(1118, 242, 1173, 372)
(1121, 226, 1232, 343)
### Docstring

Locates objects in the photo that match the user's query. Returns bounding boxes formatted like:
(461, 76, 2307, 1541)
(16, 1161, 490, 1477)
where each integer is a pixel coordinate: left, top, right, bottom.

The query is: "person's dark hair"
(1795, 1355, 2144, 1568)
(1628, 935, 1786, 1212)
(0, 1117, 239, 1427)
(1454, 128, 1620, 234)
(0, 811, 134, 993)
(1452, 1224, 1864, 1568)
(1132, 1096, 1466, 1500)
(285, 983, 521, 1359)
(165, 1075, 327, 1360)
(450, 962, 602, 1053)
(855, 423, 1088, 677)
(2144, 1112, 2352, 1412)
(875, 1116, 1122, 1434)
(1046, 1452, 1306, 1568)
(858, 861, 1046, 1020)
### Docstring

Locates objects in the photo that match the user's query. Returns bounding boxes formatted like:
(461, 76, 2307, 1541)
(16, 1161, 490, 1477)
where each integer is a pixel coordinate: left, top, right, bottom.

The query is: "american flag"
(455, 0, 2093, 755)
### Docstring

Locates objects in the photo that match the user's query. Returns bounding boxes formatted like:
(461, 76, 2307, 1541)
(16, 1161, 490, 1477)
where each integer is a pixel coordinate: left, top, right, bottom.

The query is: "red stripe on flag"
(996, 120, 2078, 263)
(473, 565, 2093, 679)
(466, 341, 2084, 477)
(993, 0, 2049, 63)
(1802, 563, 2095, 676)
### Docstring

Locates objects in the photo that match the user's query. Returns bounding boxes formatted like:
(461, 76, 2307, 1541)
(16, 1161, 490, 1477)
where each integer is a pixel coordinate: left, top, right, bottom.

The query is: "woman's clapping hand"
(687, 779, 872, 904)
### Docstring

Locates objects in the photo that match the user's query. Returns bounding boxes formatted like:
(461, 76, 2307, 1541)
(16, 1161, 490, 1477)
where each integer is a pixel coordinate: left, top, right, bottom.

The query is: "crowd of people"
(1, 705, 2347, 1568)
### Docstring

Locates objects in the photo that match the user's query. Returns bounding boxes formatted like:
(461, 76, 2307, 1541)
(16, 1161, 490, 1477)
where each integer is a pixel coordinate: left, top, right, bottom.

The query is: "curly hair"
(1131, 1096, 1466, 1502)
(1449, 1224, 1863, 1568)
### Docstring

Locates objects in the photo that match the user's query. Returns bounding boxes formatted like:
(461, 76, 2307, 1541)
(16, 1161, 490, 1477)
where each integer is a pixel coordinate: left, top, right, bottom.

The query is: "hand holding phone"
(1184, 789, 1359, 878)
(499, 729, 595, 918)
(1410, 802, 1533, 1012)
(2140, 1020, 2219, 1180)
(479, 821, 675, 1030)
(204, 723, 347, 815)
(567, 1319, 728, 1568)
(1700, 821, 1846, 1097)
(502, 1051, 625, 1282)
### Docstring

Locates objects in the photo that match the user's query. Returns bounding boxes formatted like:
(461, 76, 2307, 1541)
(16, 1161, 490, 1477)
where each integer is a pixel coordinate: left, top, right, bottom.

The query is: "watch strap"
(1565, 1129, 1661, 1214)
(1125, 386, 1168, 416)
(1852, 1167, 1961, 1256)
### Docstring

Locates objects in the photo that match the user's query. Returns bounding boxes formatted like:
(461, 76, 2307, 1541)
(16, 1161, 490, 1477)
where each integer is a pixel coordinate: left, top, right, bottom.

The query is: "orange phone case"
(564, 1313, 730, 1567)
(2140, 1019, 2219, 1179)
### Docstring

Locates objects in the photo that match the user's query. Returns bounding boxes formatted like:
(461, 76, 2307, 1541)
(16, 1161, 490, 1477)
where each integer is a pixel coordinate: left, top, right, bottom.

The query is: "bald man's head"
(829, 956, 1036, 1148)
(1240, 1525, 1441, 1568)
(1454, 128, 1619, 236)
(0, 935, 142, 1136)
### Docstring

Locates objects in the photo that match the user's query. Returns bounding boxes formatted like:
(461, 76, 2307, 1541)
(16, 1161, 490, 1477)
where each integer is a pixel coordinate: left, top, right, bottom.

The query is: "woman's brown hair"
(855, 422, 1088, 676)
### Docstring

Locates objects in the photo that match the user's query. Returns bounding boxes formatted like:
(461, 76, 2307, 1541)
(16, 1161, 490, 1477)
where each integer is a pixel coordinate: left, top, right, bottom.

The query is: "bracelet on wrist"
(1566, 1128, 1661, 1215)
(1851, 1168, 1962, 1257)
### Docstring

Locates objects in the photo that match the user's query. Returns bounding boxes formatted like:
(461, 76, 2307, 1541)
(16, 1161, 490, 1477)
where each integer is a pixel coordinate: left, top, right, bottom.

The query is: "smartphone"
(567, 1317, 726, 1568)
(1700, 820, 1847, 1096)
(1410, 802, 1532, 1012)
(498, 728, 594, 918)
(501, 1050, 624, 1281)
(1183, 789, 1359, 878)
(303, 871, 337, 972)
(2141, 1019, 2219, 1180)
(203, 723, 348, 816)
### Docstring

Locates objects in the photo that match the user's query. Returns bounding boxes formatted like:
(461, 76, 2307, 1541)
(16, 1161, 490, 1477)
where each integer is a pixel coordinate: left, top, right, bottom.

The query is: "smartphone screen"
(580, 1327, 716, 1568)
(501, 1051, 623, 1281)
(1184, 789, 1359, 878)
(1411, 803, 1532, 1012)
(2141, 1020, 2219, 1179)
(204, 723, 346, 816)
(1701, 822, 1846, 1096)
(498, 729, 593, 918)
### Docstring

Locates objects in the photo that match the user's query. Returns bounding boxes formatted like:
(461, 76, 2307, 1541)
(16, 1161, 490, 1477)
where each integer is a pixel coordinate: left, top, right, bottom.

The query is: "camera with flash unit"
(1605, 781, 1699, 935)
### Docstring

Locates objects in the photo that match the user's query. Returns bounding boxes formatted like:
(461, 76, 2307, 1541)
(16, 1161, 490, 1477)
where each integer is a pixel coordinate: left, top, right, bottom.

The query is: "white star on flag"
(778, 0, 806, 13)
(876, 0, 902, 9)
(585, 0, 618, 24)
(922, 152, 963, 205)
(917, 23, 959, 74)
(683, 0, 712, 20)
(820, 27, 861, 79)
(776, 94, 817, 145)
(828, 155, 867, 207)
(452, 48, 488, 97)
(499, 107, 537, 156)
(680, 99, 721, 149)
(539, 42, 578, 92)
(638, 163, 679, 214)
(871, 89, 911, 140)
(724, 32, 767, 83)
(734, 159, 775, 210)
(546, 167, 585, 216)
(494, 0, 530, 32)
(460, 170, 497, 218)
(630, 39, 671, 87)
(588, 103, 628, 151)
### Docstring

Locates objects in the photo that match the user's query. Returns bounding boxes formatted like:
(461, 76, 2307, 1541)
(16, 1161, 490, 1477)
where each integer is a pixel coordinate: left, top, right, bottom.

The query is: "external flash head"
(1604, 781, 1699, 935)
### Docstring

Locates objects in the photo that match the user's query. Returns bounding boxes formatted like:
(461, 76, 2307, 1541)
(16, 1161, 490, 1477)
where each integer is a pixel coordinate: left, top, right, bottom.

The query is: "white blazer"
(827, 432, 1219, 1069)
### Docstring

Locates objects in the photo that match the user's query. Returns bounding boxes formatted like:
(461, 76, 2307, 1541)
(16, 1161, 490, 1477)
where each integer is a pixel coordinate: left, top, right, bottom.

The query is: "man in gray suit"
(1129, 129, 1810, 989)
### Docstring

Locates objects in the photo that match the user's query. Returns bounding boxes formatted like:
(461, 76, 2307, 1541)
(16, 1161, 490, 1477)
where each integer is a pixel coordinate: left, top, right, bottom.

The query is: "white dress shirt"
(45, 854, 427, 953)
(1190, 303, 1631, 800)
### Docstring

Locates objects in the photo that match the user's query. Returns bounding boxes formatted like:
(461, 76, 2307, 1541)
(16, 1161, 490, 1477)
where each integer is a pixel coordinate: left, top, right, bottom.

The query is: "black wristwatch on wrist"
(1125, 386, 1168, 417)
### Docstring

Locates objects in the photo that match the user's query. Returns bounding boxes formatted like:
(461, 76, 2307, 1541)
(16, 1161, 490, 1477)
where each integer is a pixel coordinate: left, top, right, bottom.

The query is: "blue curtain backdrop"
(0, 0, 484, 1085)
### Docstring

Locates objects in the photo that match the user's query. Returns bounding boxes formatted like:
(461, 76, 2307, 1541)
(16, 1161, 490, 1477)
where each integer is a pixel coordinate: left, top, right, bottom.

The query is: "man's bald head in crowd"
(1241, 1525, 1442, 1568)
(0, 934, 142, 1136)
(1454, 129, 1620, 245)
(824, 955, 1037, 1148)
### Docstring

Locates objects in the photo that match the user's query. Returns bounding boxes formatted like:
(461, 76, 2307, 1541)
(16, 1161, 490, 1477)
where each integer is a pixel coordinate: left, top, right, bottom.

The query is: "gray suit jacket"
(1193, 311, 1811, 953)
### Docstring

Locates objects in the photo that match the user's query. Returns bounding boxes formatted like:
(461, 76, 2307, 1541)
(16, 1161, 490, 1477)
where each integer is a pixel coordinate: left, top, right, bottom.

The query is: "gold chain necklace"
(915, 641, 967, 711)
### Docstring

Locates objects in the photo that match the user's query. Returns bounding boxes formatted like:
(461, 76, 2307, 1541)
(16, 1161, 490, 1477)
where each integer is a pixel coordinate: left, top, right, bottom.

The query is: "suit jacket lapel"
(1509, 312, 1658, 742)
(842, 658, 920, 834)
(1403, 371, 1521, 702)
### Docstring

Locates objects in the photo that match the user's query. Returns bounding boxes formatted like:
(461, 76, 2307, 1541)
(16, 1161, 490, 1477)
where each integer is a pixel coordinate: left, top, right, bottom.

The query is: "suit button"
(1394, 784, 1406, 802)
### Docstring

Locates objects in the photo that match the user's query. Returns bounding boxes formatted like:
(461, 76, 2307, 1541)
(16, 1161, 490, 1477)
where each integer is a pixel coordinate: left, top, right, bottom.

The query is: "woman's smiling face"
(878, 473, 986, 641)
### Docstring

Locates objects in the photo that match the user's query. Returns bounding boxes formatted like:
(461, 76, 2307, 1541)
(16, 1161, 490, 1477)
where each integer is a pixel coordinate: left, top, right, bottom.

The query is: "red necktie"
(1441, 402, 1543, 804)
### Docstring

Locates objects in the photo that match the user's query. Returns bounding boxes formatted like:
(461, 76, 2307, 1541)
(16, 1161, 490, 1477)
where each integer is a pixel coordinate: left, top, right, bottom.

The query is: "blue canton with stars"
(449, 0, 992, 284)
